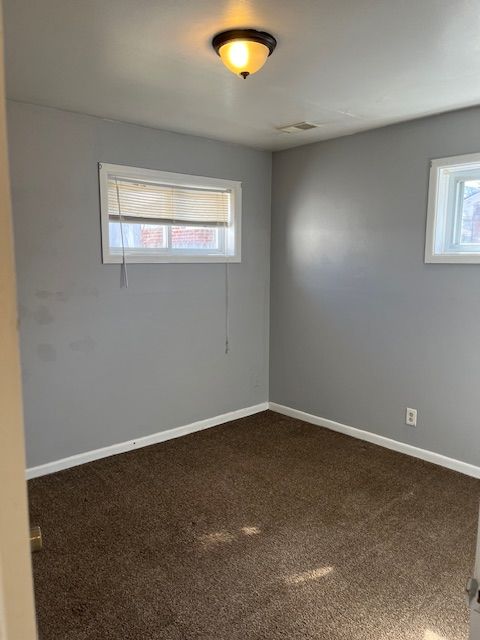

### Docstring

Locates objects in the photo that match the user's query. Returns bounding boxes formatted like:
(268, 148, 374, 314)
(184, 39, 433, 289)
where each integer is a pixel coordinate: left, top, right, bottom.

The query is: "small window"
(425, 152, 480, 263)
(99, 163, 241, 263)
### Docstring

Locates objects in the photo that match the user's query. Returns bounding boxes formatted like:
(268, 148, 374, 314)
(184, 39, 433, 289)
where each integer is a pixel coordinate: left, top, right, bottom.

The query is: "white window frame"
(425, 152, 480, 263)
(99, 163, 242, 264)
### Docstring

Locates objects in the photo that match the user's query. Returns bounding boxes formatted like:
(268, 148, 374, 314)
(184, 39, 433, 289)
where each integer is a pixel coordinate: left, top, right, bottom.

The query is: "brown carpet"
(29, 410, 479, 640)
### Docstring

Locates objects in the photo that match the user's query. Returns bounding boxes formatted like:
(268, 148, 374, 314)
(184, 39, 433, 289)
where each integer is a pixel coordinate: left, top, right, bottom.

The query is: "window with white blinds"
(99, 163, 241, 263)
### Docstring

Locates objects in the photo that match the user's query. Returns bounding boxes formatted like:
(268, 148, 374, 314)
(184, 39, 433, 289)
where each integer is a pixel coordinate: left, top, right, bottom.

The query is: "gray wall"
(271, 107, 480, 467)
(10, 99, 480, 470)
(8, 101, 271, 468)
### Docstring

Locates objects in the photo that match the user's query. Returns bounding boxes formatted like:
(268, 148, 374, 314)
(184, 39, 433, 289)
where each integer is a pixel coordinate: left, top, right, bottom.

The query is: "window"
(425, 152, 480, 263)
(99, 163, 241, 263)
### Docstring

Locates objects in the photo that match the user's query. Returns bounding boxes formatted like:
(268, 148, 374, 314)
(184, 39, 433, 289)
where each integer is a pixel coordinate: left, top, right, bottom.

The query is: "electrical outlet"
(405, 408, 417, 427)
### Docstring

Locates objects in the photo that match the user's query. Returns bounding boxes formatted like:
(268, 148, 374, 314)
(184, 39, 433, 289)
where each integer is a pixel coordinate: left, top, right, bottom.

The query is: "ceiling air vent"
(277, 122, 319, 133)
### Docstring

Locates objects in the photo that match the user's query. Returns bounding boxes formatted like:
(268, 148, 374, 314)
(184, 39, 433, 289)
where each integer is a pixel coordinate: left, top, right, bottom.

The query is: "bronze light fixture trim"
(212, 29, 277, 79)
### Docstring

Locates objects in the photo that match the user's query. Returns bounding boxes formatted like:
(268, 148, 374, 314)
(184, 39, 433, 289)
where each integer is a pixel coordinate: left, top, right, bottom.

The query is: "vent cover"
(277, 121, 319, 133)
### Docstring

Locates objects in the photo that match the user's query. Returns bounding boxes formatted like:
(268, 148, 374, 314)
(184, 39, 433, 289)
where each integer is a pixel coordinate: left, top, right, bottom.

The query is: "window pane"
(171, 226, 219, 250)
(109, 222, 166, 249)
(460, 180, 480, 244)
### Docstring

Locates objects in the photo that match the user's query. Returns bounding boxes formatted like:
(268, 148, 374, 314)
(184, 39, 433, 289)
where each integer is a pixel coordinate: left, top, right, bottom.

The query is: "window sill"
(103, 254, 241, 264)
(425, 253, 480, 264)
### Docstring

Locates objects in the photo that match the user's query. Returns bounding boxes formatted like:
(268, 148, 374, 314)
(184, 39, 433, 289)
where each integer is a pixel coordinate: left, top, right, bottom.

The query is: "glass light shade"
(218, 40, 270, 78)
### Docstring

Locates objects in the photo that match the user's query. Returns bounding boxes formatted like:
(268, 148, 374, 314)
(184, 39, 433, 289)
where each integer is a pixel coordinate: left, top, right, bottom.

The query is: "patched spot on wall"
(33, 305, 54, 325)
(69, 337, 96, 353)
(37, 344, 57, 362)
(35, 290, 69, 302)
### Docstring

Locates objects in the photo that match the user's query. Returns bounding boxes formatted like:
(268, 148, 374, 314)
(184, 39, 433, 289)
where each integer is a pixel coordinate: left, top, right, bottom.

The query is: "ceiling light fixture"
(212, 29, 277, 79)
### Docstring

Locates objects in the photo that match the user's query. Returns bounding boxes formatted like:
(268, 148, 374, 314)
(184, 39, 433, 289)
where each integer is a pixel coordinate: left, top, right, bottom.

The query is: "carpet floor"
(29, 410, 480, 640)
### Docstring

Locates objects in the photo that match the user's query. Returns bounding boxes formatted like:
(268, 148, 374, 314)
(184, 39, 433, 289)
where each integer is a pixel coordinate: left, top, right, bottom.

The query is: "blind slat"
(108, 176, 231, 224)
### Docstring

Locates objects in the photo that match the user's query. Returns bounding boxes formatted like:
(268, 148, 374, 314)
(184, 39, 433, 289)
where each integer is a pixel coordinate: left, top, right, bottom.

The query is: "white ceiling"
(4, 0, 480, 151)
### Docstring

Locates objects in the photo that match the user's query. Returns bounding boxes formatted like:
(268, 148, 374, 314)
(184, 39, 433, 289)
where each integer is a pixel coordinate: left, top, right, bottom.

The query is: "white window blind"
(108, 177, 231, 226)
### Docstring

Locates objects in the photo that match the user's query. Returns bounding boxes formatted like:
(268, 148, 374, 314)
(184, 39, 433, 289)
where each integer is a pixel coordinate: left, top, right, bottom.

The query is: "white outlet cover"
(406, 408, 417, 426)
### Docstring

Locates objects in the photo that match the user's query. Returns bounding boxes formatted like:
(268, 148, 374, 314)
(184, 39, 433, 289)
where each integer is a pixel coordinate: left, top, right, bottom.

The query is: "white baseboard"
(27, 400, 480, 481)
(269, 402, 480, 479)
(26, 403, 269, 480)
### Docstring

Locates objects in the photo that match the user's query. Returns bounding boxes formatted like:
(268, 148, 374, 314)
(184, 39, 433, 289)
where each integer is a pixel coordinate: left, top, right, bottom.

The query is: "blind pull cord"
(223, 217, 230, 355)
(225, 260, 230, 355)
(115, 178, 129, 289)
